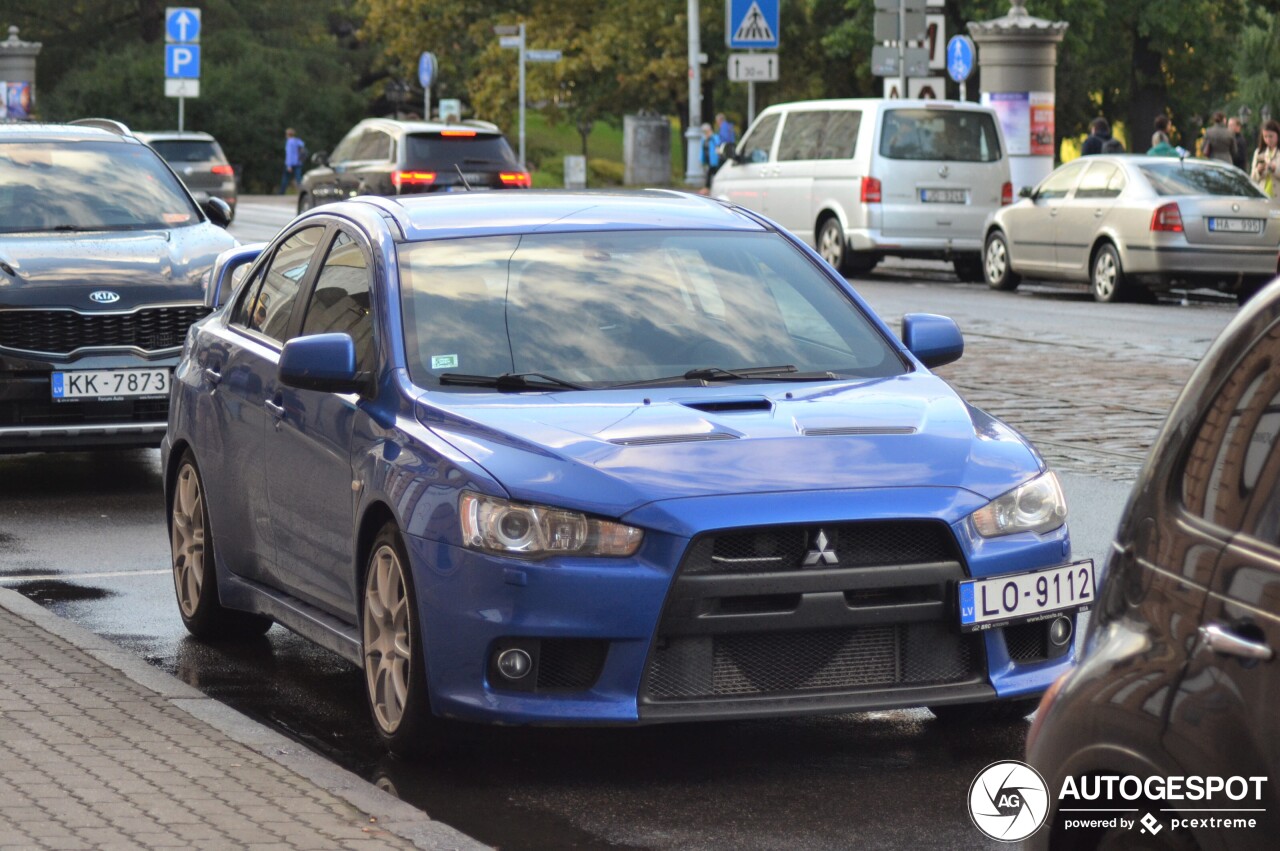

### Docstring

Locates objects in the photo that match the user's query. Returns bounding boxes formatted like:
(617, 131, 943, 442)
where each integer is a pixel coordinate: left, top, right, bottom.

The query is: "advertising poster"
(0, 83, 6, 119)
(1030, 92, 1055, 156)
(5, 82, 32, 119)
(982, 91, 1030, 156)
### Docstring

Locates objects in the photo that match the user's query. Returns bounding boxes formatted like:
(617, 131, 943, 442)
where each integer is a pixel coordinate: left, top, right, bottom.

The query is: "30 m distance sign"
(728, 53, 778, 83)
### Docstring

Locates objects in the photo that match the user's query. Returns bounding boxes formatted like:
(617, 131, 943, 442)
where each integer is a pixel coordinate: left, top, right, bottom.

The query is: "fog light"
(1049, 616, 1073, 647)
(496, 648, 532, 680)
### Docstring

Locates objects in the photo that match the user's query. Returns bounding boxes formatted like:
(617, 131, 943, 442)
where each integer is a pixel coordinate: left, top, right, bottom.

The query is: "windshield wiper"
(438, 372, 587, 391)
(611, 365, 840, 388)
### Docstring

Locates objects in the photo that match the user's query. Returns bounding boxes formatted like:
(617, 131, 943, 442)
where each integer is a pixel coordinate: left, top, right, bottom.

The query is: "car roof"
(135, 130, 217, 142)
(0, 123, 142, 145)
(759, 98, 995, 113)
(341, 190, 769, 241)
(349, 117, 503, 136)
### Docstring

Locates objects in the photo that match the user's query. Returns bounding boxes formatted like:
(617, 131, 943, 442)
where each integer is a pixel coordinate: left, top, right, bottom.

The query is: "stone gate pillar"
(968, 1, 1067, 192)
(0, 26, 42, 120)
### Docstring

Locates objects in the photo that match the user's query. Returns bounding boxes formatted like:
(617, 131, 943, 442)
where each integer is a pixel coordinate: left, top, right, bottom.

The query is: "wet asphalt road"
(0, 199, 1240, 849)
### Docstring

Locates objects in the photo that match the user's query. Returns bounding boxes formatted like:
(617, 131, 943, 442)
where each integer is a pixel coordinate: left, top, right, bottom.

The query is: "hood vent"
(802, 426, 917, 437)
(678, 397, 773, 414)
(608, 433, 738, 447)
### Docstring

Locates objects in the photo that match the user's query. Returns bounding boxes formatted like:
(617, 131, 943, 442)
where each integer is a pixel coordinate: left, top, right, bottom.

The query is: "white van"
(711, 99, 1012, 280)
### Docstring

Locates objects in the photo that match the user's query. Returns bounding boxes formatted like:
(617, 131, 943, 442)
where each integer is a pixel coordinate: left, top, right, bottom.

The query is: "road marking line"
(0, 569, 170, 583)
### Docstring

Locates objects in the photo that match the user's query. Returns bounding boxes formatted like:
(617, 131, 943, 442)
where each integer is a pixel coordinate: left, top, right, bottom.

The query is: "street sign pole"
(178, 97, 184, 132)
(748, 79, 755, 127)
(685, 0, 703, 187)
(519, 23, 526, 169)
(898, 1, 907, 100)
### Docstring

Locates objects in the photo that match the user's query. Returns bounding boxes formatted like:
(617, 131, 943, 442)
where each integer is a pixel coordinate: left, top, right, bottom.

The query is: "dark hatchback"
(1027, 280, 1280, 849)
(297, 118, 529, 213)
(0, 122, 235, 453)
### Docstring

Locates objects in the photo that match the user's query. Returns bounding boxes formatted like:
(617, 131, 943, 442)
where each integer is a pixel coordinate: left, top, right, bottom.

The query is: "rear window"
(147, 140, 224, 163)
(405, 133, 517, 167)
(879, 109, 1002, 163)
(1139, 162, 1264, 198)
(0, 139, 200, 233)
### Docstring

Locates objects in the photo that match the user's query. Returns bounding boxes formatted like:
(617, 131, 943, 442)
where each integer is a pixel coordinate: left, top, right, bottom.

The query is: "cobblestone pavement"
(0, 591, 482, 851)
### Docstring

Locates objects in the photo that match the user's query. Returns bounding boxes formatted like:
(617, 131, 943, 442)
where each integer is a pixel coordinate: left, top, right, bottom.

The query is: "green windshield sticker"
(431, 354, 459, 369)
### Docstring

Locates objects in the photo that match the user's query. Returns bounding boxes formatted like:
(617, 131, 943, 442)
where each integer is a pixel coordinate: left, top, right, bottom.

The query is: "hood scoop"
(803, 426, 917, 437)
(608, 432, 739, 447)
(677, 397, 773, 414)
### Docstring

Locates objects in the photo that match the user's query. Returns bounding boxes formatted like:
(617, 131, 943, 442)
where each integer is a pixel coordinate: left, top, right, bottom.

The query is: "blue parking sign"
(726, 0, 780, 49)
(165, 44, 200, 79)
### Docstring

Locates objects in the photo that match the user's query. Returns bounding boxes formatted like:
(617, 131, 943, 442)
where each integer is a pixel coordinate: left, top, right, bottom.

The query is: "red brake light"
(1150, 202, 1183, 232)
(210, 164, 234, 176)
(861, 176, 882, 204)
(1001, 181, 1013, 206)
(499, 172, 531, 188)
(440, 129, 477, 137)
(392, 170, 437, 190)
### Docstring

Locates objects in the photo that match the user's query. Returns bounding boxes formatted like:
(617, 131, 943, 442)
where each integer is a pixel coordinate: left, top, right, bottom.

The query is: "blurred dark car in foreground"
(297, 117, 529, 213)
(1027, 279, 1280, 849)
(135, 130, 237, 222)
(985, 156, 1278, 304)
(0, 121, 234, 452)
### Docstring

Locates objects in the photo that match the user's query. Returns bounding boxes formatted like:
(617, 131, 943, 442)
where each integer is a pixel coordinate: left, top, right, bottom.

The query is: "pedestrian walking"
(278, 128, 307, 195)
(715, 112, 736, 145)
(699, 123, 720, 194)
(1152, 115, 1171, 149)
(1228, 117, 1248, 170)
(1201, 112, 1237, 164)
(1250, 119, 1280, 197)
(1081, 117, 1111, 156)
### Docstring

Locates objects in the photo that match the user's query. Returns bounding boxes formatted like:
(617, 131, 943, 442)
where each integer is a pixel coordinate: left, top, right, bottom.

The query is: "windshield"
(399, 230, 906, 390)
(147, 139, 224, 163)
(1139, 162, 1265, 198)
(0, 140, 200, 233)
(405, 134, 518, 166)
(879, 109, 1002, 163)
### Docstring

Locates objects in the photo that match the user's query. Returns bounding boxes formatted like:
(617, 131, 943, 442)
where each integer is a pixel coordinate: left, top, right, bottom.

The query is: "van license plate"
(958, 560, 1094, 632)
(921, 189, 967, 204)
(1208, 217, 1263, 233)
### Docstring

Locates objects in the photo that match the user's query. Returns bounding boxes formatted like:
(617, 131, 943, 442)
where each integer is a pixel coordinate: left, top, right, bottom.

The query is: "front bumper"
(405, 505, 1078, 726)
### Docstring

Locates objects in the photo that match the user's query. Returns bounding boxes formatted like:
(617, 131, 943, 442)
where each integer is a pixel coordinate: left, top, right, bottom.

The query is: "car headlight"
(459, 492, 643, 559)
(971, 471, 1067, 537)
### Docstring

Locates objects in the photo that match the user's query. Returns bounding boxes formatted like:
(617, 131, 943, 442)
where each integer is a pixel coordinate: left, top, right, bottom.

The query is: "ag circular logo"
(968, 760, 1050, 842)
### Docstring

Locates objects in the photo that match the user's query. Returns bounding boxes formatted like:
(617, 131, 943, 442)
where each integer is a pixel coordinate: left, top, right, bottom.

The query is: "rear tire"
(953, 255, 984, 283)
(170, 453, 273, 641)
(1090, 243, 1131, 303)
(984, 231, 1021, 291)
(929, 697, 1040, 725)
(296, 192, 314, 214)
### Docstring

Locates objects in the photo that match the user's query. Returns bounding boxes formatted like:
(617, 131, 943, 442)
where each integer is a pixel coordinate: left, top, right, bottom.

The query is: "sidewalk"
(0, 589, 486, 851)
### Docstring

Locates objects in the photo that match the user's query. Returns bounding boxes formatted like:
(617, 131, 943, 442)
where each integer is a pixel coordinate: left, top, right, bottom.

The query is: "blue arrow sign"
(166, 44, 200, 79)
(726, 0, 779, 50)
(418, 52, 436, 89)
(165, 7, 201, 44)
(946, 35, 975, 83)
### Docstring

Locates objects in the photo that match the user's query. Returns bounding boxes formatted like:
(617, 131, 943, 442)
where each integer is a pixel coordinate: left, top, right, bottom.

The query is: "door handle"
(1050, 208, 1059, 216)
(1094, 209, 1104, 217)
(203, 366, 222, 386)
(264, 398, 285, 419)
(1199, 624, 1274, 661)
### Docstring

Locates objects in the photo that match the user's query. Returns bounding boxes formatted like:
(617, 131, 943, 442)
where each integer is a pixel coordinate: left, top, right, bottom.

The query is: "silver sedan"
(982, 155, 1279, 303)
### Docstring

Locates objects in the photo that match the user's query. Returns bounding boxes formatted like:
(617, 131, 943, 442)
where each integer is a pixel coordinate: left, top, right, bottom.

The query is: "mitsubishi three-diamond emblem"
(803, 529, 838, 566)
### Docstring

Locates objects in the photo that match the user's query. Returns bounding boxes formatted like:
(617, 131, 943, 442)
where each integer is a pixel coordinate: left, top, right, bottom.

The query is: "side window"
(250, 226, 326, 343)
(777, 112, 826, 162)
(739, 114, 781, 164)
(1182, 321, 1280, 545)
(1075, 163, 1121, 199)
(819, 110, 862, 159)
(354, 131, 392, 161)
(330, 129, 363, 164)
(301, 232, 375, 371)
(231, 267, 264, 328)
(1036, 162, 1087, 200)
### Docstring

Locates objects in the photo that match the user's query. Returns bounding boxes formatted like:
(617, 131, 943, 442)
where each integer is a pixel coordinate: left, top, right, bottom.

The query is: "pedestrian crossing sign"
(726, 0, 780, 49)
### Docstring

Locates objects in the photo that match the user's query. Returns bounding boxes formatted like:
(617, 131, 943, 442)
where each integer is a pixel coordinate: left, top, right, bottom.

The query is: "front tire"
(170, 453, 272, 640)
(984, 231, 1021, 291)
(1090, 243, 1131, 303)
(362, 523, 435, 755)
(296, 192, 314, 214)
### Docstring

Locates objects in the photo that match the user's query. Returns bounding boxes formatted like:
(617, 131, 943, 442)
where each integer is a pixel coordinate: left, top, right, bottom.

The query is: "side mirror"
(206, 244, 265, 309)
(1019, 186, 1035, 199)
(202, 197, 232, 228)
(902, 313, 963, 369)
(278, 333, 369, 395)
(717, 141, 737, 164)
(311, 150, 330, 167)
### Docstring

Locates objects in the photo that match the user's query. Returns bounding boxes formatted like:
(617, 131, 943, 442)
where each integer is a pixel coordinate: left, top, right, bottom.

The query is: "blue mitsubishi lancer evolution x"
(163, 190, 1091, 753)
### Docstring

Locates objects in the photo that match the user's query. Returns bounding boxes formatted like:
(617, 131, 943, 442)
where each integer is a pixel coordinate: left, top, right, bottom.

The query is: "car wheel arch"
(1089, 235, 1123, 275)
(163, 439, 194, 532)
(355, 500, 400, 597)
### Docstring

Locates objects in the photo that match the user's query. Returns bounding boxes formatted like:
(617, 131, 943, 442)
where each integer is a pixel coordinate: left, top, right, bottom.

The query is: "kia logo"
(89, 291, 120, 304)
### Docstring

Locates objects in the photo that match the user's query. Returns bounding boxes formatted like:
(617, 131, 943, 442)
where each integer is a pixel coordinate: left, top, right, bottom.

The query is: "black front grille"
(682, 520, 958, 575)
(0, 306, 208, 354)
(1004, 621, 1050, 663)
(536, 639, 608, 690)
(0, 396, 169, 428)
(646, 623, 982, 701)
